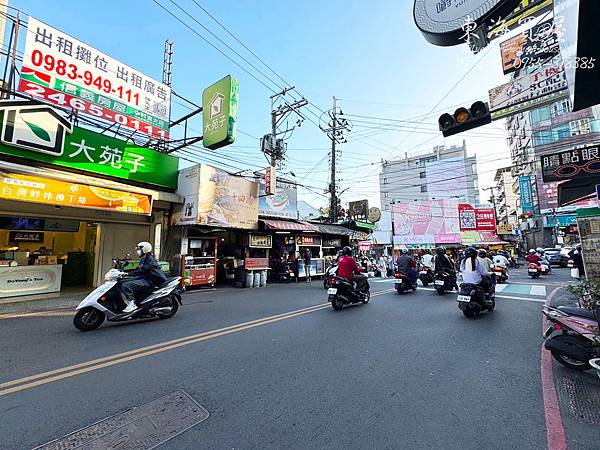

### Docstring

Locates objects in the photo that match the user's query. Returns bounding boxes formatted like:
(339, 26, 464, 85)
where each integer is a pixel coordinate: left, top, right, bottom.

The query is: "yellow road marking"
(0, 289, 394, 397)
(0, 311, 73, 320)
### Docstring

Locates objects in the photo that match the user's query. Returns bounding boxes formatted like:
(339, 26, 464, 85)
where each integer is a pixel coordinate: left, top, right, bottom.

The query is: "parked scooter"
(73, 256, 182, 331)
(418, 264, 434, 287)
(433, 270, 456, 295)
(327, 276, 370, 311)
(323, 263, 338, 289)
(271, 260, 295, 283)
(492, 264, 509, 284)
(394, 271, 417, 295)
(456, 282, 495, 318)
(543, 305, 600, 371)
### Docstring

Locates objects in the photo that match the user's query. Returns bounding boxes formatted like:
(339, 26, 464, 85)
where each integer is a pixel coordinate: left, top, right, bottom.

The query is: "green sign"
(0, 107, 178, 189)
(202, 75, 238, 149)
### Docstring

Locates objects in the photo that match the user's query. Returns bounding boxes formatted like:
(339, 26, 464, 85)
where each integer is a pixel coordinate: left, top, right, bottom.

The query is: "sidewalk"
(0, 290, 87, 315)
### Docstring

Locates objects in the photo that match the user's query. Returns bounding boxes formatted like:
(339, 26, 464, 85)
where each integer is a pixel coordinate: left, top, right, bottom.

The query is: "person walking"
(304, 248, 312, 283)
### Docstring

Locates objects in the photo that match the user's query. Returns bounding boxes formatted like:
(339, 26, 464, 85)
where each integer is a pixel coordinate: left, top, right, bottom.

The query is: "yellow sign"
(497, 225, 514, 235)
(0, 171, 152, 214)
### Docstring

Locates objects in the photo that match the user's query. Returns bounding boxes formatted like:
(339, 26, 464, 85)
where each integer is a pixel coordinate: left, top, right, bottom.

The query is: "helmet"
(400, 248, 409, 255)
(464, 247, 477, 258)
(536, 247, 543, 253)
(342, 246, 352, 256)
(477, 249, 487, 258)
(435, 246, 445, 255)
(529, 249, 535, 254)
(136, 241, 152, 255)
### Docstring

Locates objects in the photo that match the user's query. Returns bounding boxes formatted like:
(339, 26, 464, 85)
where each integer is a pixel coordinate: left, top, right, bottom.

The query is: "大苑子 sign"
(0, 171, 152, 214)
(541, 145, 600, 183)
(0, 101, 178, 189)
(489, 65, 568, 119)
(413, 0, 522, 47)
(202, 75, 239, 149)
(499, 18, 559, 75)
(519, 175, 534, 215)
(19, 17, 171, 140)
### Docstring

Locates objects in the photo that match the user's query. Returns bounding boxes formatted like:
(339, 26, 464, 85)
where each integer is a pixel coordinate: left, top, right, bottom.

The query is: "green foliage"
(567, 280, 600, 310)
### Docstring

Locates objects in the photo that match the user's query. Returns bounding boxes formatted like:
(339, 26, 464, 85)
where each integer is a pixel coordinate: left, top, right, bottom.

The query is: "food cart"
(183, 237, 217, 288)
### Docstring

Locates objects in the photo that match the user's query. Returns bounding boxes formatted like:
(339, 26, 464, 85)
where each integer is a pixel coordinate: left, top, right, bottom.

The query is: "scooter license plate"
(457, 295, 471, 303)
(327, 288, 338, 295)
(528, 269, 537, 273)
(434, 280, 445, 286)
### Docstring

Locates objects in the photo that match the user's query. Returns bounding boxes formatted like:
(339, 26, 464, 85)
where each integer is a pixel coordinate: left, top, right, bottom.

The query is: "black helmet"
(464, 247, 477, 258)
(435, 246, 445, 255)
(342, 246, 352, 256)
(477, 249, 487, 258)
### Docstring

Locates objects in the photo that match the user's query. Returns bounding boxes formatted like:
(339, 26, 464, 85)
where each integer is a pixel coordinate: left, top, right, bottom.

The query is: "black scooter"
(457, 281, 495, 318)
(327, 276, 370, 311)
(394, 271, 417, 295)
(433, 270, 456, 295)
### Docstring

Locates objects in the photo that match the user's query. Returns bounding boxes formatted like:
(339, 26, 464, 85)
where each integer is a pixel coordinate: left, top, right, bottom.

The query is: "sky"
(11, 0, 525, 209)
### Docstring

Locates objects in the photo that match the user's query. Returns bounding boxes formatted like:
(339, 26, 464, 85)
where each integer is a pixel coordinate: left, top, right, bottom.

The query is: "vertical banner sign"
(202, 75, 239, 149)
(519, 175, 534, 215)
(265, 165, 276, 196)
(19, 17, 171, 139)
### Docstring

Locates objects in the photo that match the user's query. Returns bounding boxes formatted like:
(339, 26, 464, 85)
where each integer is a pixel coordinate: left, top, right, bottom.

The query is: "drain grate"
(34, 390, 209, 450)
(561, 376, 600, 425)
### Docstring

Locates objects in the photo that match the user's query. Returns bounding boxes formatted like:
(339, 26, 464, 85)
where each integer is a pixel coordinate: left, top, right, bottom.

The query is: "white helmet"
(136, 241, 152, 255)
(528, 249, 535, 254)
(536, 247, 544, 254)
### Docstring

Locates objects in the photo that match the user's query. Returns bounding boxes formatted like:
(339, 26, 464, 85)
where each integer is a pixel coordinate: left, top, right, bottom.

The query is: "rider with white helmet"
(120, 241, 167, 313)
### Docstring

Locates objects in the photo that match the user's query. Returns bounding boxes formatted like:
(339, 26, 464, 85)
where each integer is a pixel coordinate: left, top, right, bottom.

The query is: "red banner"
(458, 204, 497, 231)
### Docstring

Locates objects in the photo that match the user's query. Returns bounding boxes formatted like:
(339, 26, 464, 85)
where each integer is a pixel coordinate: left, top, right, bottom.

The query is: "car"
(543, 248, 568, 267)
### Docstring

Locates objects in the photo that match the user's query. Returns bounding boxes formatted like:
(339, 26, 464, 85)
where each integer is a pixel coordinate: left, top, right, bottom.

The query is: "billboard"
(499, 18, 559, 75)
(176, 165, 259, 229)
(349, 199, 369, 220)
(458, 204, 497, 231)
(541, 145, 600, 183)
(259, 180, 298, 219)
(519, 175, 535, 215)
(202, 75, 239, 149)
(19, 17, 171, 139)
(425, 157, 468, 201)
(392, 199, 460, 245)
(488, 65, 568, 119)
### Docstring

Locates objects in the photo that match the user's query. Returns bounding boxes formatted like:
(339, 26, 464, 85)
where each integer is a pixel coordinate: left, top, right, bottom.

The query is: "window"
(419, 171, 426, 179)
(383, 178, 388, 184)
(530, 106, 551, 125)
(556, 126, 570, 140)
(473, 179, 479, 189)
(384, 204, 389, 211)
(570, 118, 592, 136)
(384, 192, 389, 198)
(551, 99, 571, 117)
(471, 162, 477, 174)
(421, 185, 427, 193)
(533, 130, 553, 146)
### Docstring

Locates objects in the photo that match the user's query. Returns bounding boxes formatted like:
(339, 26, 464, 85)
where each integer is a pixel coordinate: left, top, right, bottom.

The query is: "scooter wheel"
(74, 307, 105, 331)
(462, 309, 475, 318)
(361, 289, 371, 304)
(156, 295, 179, 319)
(436, 287, 445, 296)
(331, 296, 344, 311)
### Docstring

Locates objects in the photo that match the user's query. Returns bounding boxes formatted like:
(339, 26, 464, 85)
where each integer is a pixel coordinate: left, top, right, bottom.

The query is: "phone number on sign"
(19, 81, 168, 140)
(29, 49, 140, 106)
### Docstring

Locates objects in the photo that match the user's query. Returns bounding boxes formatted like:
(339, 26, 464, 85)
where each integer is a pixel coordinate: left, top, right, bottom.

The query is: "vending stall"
(183, 237, 217, 288)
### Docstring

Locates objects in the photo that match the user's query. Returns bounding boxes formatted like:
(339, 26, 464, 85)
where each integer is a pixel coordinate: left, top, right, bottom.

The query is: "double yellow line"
(0, 289, 393, 397)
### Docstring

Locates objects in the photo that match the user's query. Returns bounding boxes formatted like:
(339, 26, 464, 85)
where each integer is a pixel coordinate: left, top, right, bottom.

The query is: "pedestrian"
(569, 245, 585, 279)
(304, 248, 312, 283)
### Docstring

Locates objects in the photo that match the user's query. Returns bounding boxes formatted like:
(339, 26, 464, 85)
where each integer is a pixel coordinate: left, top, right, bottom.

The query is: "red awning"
(261, 219, 319, 232)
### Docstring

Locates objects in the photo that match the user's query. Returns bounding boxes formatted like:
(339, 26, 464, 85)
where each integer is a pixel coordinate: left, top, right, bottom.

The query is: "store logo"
(0, 101, 72, 156)
(209, 93, 224, 119)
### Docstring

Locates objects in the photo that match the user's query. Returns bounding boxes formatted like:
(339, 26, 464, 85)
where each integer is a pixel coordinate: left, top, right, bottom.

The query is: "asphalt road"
(0, 266, 598, 449)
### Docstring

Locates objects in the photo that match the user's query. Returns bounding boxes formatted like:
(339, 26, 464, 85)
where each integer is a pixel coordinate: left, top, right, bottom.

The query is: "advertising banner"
(0, 170, 152, 214)
(496, 224, 514, 235)
(392, 199, 460, 245)
(20, 18, 171, 139)
(519, 175, 535, 215)
(540, 145, 600, 182)
(460, 230, 504, 245)
(488, 65, 568, 119)
(176, 165, 258, 229)
(499, 19, 559, 74)
(349, 199, 369, 220)
(258, 180, 298, 219)
(202, 75, 239, 149)
(0, 103, 178, 189)
(458, 204, 496, 231)
(425, 157, 468, 201)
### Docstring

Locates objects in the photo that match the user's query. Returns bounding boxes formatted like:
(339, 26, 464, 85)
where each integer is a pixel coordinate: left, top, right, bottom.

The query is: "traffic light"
(438, 101, 492, 137)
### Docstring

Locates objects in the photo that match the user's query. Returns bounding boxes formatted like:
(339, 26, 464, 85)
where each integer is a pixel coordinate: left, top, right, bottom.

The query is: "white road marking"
(418, 287, 547, 303)
(531, 285, 547, 296)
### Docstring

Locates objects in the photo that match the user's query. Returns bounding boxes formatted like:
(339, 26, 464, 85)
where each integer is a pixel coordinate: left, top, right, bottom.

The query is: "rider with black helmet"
(433, 246, 457, 288)
(460, 247, 493, 294)
(338, 246, 369, 292)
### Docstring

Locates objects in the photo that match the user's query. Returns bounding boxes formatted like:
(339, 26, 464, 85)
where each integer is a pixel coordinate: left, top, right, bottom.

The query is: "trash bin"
(254, 271, 261, 287)
(260, 270, 267, 287)
(245, 270, 254, 288)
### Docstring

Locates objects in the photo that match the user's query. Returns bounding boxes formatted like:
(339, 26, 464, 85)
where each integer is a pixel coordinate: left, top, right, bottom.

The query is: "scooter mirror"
(125, 252, 131, 258)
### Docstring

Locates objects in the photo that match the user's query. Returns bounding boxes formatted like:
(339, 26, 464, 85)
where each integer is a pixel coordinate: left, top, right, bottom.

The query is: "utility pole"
(321, 96, 352, 223)
(483, 186, 499, 224)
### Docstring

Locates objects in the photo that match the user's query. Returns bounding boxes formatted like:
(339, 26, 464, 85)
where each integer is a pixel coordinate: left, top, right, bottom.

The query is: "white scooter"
(73, 256, 183, 331)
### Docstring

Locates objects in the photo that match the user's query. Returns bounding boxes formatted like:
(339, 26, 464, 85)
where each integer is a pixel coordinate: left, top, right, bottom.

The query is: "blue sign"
(546, 215, 577, 227)
(519, 176, 534, 215)
(259, 182, 298, 219)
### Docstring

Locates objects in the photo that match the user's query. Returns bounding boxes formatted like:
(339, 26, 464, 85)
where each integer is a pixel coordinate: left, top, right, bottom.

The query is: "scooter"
(543, 305, 600, 371)
(73, 256, 183, 331)
(457, 281, 495, 318)
(433, 270, 456, 295)
(327, 276, 370, 311)
(418, 264, 434, 287)
(528, 262, 541, 279)
(492, 264, 509, 284)
(323, 263, 338, 289)
(394, 271, 417, 295)
(271, 261, 295, 283)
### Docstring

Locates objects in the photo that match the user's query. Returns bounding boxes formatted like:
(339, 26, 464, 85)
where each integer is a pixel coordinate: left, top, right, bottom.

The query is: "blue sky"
(13, 0, 519, 208)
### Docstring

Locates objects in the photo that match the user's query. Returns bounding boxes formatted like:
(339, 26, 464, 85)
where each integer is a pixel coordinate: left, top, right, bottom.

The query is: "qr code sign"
(460, 211, 476, 229)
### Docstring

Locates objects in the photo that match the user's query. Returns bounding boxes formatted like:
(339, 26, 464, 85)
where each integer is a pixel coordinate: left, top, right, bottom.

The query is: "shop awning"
(260, 219, 319, 232)
(312, 223, 353, 236)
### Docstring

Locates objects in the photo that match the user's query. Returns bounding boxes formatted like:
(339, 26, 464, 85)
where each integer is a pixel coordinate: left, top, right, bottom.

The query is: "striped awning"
(260, 219, 319, 232)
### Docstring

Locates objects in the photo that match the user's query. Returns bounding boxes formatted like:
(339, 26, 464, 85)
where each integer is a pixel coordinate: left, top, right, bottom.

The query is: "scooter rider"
(477, 249, 494, 273)
(433, 246, 457, 287)
(338, 246, 368, 293)
(397, 249, 418, 285)
(460, 247, 494, 295)
(526, 249, 541, 264)
(121, 242, 168, 313)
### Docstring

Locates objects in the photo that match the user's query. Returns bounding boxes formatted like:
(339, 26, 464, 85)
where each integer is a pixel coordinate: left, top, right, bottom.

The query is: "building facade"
(493, 167, 518, 227)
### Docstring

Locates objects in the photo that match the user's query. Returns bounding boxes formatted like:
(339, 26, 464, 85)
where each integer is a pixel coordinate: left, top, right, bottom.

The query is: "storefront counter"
(0, 264, 62, 300)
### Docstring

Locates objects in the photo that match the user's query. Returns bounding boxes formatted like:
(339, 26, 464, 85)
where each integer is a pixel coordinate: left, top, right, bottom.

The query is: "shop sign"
(0, 265, 61, 298)
(488, 65, 568, 120)
(413, 0, 521, 46)
(496, 224, 514, 235)
(245, 257, 269, 270)
(0, 170, 152, 214)
(20, 17, 171, 139)
(547, 215, 577, 227)
(323, 238, 342, 248)
(348, 199, 368, 220)
(499, 19, 559, 75)
(541, 145, 600, 183)
(358, 241, 371, 252)
(265, 166, 276, 196)
(0, 102, 179, 189)
(519, 175, 535, 216)
(9, 231, 44, 242)
(296, 235, 321, 246)
(351, 231, 371, 241)
(202, 75, 239, 149)
(458, 204, 496, 231)
(489, 0, 554, 36)
(176, 164, 258, 229)
(249, 234, 272, 248)
(258, 180, 298, 219)
(368, 207, 381, 223)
